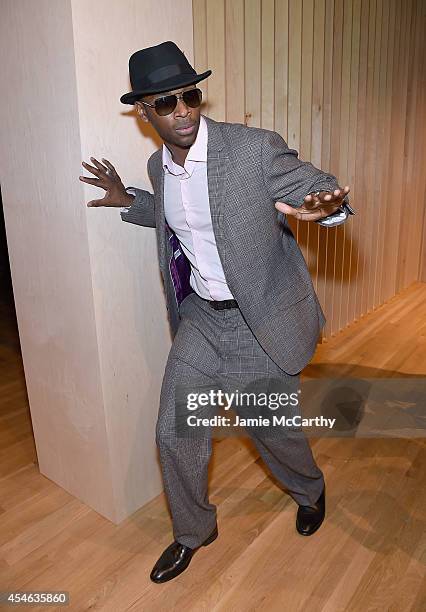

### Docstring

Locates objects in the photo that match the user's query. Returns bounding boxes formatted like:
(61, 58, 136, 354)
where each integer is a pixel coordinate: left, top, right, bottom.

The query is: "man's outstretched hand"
(274, 186, 351, 221)
(79, 157, 134, 208)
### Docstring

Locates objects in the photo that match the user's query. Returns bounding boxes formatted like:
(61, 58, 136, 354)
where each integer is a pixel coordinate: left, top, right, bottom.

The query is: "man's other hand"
(274, 186, 351, 221)
(79, 157, 134, 208)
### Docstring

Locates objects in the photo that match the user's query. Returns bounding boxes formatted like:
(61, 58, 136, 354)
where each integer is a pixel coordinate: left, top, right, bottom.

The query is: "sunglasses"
(138, 87, 203, 116)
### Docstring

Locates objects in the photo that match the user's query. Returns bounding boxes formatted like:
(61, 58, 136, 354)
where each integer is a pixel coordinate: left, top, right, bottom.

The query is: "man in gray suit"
(80, 41, 354, 583)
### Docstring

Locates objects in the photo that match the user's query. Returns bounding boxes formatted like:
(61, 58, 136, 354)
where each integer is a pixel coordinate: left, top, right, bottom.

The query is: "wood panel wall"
(193, 0, 426, 340)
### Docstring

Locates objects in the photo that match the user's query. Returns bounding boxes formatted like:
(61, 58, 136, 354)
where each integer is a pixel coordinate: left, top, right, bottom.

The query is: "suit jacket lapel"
(149, 150, 166, 266)
(204, 115, 229, 242)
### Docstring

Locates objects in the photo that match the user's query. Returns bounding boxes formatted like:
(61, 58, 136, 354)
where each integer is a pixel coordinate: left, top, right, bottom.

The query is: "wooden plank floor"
(0, 283, 425, 611)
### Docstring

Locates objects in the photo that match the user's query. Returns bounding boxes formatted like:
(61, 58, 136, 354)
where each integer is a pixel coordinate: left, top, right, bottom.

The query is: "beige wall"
(193, 0, 426, 339)
(0, 0, 193, 522)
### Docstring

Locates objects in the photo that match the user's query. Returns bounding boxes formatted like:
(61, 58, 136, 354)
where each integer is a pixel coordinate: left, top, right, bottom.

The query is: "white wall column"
(0, 0, 193, 523)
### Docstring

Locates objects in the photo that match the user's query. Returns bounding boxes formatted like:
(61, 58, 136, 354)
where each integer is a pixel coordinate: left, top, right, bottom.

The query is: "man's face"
(135, 84, 201, 149)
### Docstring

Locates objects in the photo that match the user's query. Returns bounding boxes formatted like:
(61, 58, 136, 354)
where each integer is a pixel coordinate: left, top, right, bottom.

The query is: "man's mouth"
(176, 123, 196, 135)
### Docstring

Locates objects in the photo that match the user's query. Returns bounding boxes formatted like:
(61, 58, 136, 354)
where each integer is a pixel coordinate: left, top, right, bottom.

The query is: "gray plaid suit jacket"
(121, 115, 352, 375)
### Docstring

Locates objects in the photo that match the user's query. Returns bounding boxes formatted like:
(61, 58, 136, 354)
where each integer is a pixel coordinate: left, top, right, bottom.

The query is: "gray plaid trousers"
(156, 291, 325, 548)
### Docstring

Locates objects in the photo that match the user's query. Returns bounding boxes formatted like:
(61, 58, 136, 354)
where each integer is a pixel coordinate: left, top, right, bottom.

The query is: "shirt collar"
(162, 114, 207, 173)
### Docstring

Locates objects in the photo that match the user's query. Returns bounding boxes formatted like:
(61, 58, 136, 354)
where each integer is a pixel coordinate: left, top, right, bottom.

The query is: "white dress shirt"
(160, 115, 234, 300)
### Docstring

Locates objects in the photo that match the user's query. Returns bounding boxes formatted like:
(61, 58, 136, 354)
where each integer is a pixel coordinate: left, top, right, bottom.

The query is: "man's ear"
(135, 102, 149, 123)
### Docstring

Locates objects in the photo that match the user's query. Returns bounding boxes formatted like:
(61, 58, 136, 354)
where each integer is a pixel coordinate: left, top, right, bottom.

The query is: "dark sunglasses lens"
(182, 88, 202, 108)
(155, 95, 178, 116)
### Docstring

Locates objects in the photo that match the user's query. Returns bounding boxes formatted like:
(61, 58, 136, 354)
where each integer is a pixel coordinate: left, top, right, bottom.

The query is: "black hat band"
(143, 63, 193, 85)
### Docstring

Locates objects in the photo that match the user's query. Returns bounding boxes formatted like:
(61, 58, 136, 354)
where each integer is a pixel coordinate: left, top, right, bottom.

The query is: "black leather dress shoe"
(150, 525, 218, 583)
(296, 485, 326, 536)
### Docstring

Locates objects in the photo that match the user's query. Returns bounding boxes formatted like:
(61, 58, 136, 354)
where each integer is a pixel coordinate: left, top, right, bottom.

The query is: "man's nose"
(174, 97, 190, 116)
